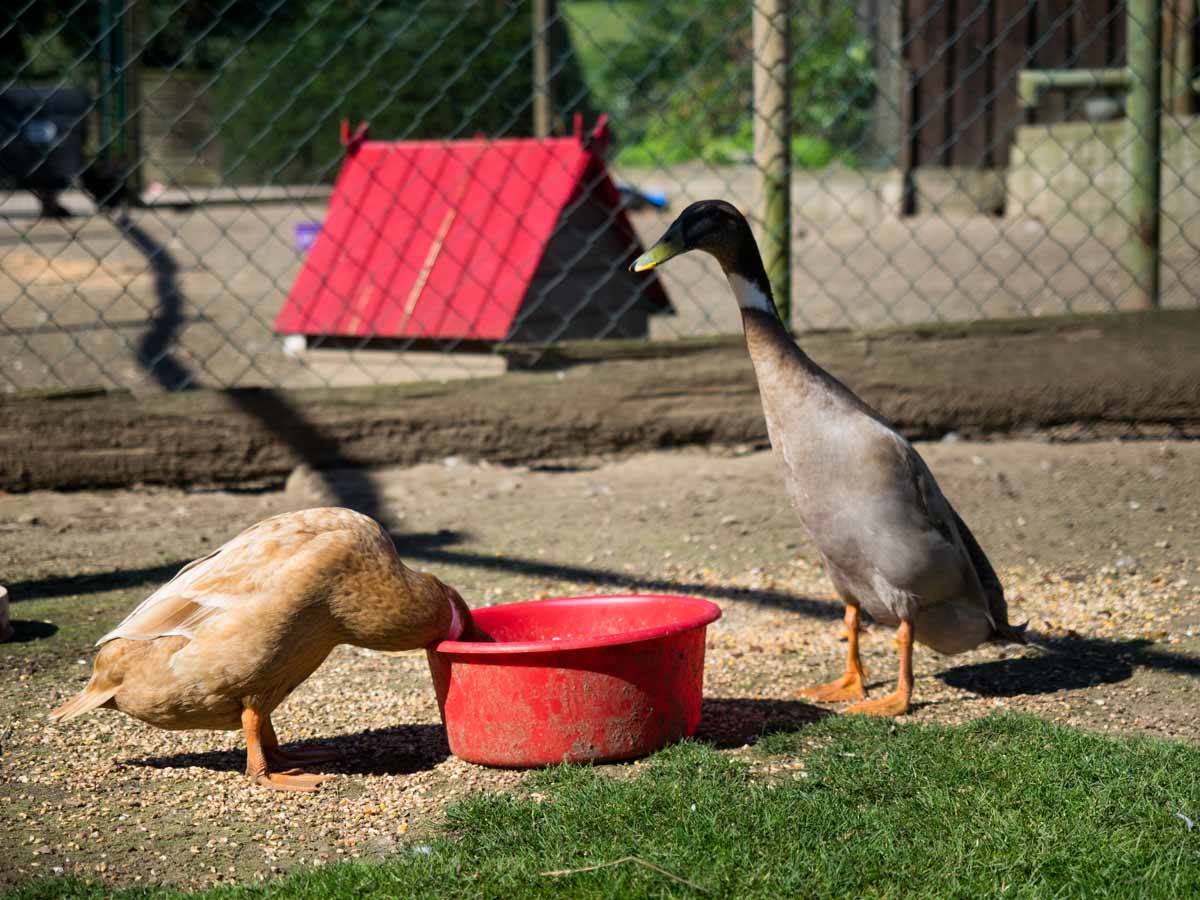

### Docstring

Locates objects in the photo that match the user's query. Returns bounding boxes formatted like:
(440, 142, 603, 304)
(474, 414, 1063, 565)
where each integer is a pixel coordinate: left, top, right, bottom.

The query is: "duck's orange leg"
(796, 605, 868, 702)
(845, 619, 913, 717)
(262, 715, 341, 769)
(242, 707, 333, 792)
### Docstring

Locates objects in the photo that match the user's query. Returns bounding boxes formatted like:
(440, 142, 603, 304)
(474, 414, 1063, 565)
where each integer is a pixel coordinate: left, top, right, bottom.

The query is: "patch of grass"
(6, 715, 1199, 898)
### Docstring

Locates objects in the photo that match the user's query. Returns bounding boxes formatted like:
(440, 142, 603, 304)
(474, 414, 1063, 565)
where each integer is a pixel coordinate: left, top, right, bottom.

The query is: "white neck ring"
(727, 272, 777, 314)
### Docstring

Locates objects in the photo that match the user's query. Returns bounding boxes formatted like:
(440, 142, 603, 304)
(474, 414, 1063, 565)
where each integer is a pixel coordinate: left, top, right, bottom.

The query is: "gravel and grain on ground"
(2, 440, 1198, 888)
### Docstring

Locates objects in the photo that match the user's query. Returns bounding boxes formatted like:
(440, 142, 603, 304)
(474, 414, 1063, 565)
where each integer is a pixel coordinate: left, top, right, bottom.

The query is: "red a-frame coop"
(275, 117, 672, 348)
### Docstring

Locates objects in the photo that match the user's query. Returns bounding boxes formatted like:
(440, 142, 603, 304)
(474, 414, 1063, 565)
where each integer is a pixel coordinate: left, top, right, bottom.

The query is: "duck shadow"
(936, 636, 1200, 697)
(125, 723, 450, 777)
(694, 697, 833, 749)
(6, 620, 59, 643)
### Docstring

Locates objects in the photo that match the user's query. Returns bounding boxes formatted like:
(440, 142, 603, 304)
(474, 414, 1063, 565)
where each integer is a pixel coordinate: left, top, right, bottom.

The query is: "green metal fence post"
(753, 0, 792, 324)
(113, 0, 126, 159)
(98, 0, 114, 162)
(1125, 0, 1163, 310)
(123, 0, 145, 197)
(532, 0, 555, 138)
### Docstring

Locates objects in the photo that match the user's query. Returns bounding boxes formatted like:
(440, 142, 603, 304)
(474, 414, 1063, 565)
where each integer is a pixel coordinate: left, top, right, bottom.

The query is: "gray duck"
(632, 200, 1026, 715)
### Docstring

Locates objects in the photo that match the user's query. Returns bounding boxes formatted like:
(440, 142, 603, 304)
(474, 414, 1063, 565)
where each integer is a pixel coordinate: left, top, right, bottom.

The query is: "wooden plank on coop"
(1110, 0, 1127, 65)
(1073, 0, 1110, 67)
(1033, 0, 1072, 121)
(993, 0, 1035, 168)
(951, 0, 993, 167)
(1164, 0, 1196, 114)
(907, 0, 951, 166)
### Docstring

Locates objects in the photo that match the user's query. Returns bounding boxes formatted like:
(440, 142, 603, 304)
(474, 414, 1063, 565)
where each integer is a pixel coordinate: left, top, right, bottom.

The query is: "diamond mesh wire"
(0, 0, 1196, 394)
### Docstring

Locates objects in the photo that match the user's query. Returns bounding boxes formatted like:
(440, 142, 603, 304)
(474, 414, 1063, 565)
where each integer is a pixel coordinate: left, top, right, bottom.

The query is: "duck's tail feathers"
(49, 685, 118, 723)
(991, 620, 1057, 653)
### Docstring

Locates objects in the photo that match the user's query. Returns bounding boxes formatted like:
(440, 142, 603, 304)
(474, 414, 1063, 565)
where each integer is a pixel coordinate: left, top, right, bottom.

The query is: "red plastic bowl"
(426, 594, 721, 767)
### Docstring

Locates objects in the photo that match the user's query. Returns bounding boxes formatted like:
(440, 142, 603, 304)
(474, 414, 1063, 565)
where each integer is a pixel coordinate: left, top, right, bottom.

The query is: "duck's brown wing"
(96, 509, 367, 646)
(97, 528, 267, 645)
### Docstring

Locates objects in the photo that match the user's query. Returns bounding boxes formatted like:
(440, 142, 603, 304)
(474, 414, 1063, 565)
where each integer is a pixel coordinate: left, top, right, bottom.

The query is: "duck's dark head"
(631, 199, 777, 316)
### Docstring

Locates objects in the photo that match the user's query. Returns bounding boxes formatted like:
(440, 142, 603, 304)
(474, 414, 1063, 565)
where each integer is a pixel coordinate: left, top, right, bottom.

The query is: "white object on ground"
(282, 334, 307, 357)
(0, 586, 11, 642)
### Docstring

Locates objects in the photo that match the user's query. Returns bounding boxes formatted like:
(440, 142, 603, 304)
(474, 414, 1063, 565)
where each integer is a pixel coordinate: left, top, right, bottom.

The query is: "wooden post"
(1162, 0, 1196, 115)
(1125, 0, 1162, 310)
(1163, 0, 1177, 110)
(532, 0, 555, 137)
(863, 0, 905, 168)
(753, 0, 792, 324)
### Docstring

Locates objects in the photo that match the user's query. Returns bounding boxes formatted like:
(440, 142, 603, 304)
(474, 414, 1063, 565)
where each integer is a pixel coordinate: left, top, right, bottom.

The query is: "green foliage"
(565, 0, 876, 168)
(1, 3, 97, 79)
(10, 0, 873, 183)
(14, 0, 595, 185)
(567, 0, 751, 166)
(791, 135, 854, 169)
(1, 0, 297, 80)
(695, 124, 856, 170)
(791, 10, 876, 151)
(9, 715, 1200, 899)
(141, 0, 299, 71)
(213, 0, 591, 185)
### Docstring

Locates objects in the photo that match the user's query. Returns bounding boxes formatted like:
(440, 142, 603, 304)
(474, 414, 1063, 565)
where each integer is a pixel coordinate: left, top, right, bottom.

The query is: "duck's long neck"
(329, 544, 464, 650)
(728, 257, 880, 443)
(721, 256, 824, 389)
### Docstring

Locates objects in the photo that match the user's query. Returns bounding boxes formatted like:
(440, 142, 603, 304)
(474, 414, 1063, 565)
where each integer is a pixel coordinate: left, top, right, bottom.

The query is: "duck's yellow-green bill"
(630, 239, 683, 272)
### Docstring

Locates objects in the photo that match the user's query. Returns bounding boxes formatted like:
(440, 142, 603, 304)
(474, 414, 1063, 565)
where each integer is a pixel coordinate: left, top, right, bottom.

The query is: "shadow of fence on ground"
(116, 212, 389, 518)
(118, 215, 193, 392)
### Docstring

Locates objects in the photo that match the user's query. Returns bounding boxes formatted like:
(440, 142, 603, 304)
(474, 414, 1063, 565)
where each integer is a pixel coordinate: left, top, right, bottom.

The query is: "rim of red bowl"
(431, 594, 722, 656)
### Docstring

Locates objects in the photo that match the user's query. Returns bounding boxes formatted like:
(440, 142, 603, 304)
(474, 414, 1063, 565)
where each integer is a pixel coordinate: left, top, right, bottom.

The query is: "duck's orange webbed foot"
(795, 604, 868, 703)
(844, 691, 910, 717)
(252, 771, 334, 792)
(844, 619, 914, 717)
(796, 671, 867, 702)
(243, 707, 335, 793)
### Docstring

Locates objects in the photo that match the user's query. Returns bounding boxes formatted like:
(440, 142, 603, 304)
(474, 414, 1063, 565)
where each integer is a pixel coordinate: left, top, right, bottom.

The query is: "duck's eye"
(686, 219, 715, 246)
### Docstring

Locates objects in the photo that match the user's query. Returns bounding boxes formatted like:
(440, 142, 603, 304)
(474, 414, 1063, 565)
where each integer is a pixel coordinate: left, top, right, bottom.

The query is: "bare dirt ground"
(6, 309, 1199, 493)
(2, 439, 1198, 889)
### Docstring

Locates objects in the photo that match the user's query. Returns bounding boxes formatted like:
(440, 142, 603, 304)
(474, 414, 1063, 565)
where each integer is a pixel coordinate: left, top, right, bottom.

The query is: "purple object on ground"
(295, 221, 321, 252)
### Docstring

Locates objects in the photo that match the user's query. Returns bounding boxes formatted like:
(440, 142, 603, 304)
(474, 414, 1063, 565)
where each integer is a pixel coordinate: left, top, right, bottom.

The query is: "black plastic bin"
(0, 86, 90, 190)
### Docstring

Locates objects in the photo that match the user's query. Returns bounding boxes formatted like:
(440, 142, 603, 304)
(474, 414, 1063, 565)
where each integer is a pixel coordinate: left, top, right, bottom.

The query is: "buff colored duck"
(632, 200, 1026, 715)
(50, 507, 478, 791)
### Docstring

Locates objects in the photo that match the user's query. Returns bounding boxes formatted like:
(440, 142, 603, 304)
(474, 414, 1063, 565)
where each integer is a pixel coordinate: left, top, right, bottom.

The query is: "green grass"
(8, 715, 1200, 899)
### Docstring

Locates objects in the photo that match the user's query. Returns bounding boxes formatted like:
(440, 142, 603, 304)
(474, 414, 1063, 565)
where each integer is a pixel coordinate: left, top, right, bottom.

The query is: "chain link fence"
(1, 0, 1197, 393)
